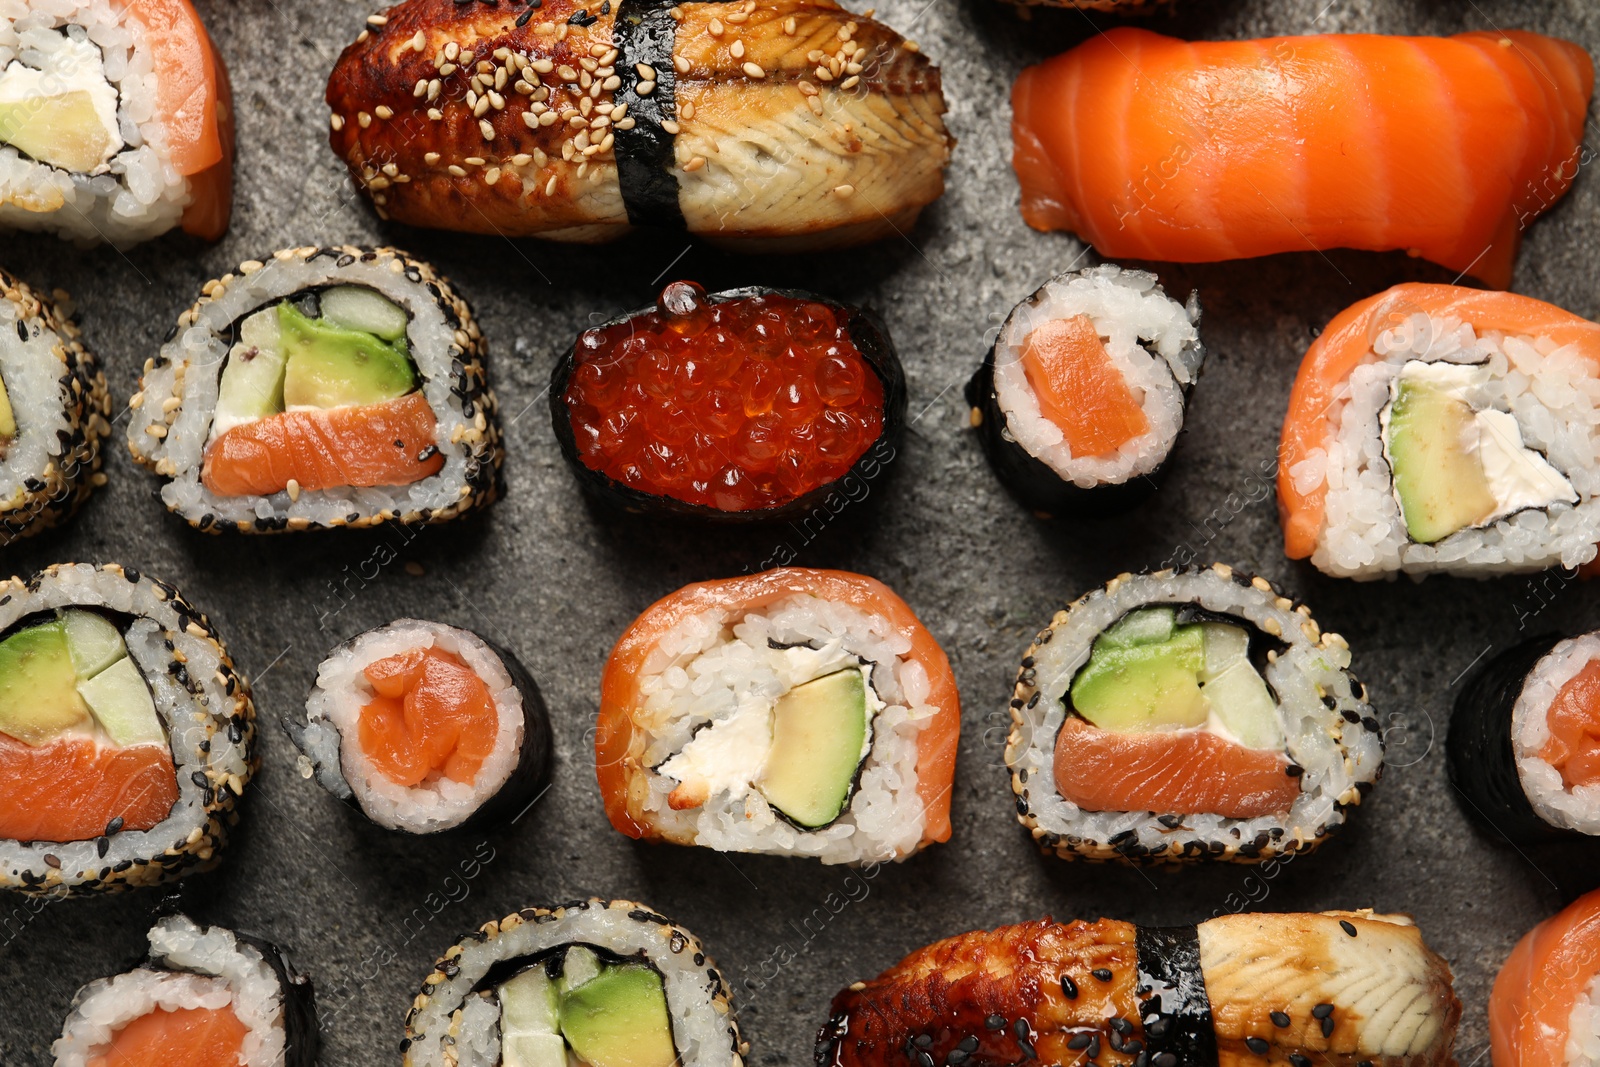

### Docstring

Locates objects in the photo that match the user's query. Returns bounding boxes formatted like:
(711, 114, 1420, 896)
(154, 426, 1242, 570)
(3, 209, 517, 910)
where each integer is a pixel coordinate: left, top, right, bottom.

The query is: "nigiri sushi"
(1491, 888, 1600, 1067)
(1, 0, 234, 245)
(818, 910, 1462, 1067)
(325, 0, 952, 249)
(1278, 284, 1600, 579)
(1011, 29, 1594, 289)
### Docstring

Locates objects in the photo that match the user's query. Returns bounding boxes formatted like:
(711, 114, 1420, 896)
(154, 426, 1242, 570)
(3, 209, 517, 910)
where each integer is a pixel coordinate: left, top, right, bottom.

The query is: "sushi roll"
(289, 619, 553, 834)
(1005, 562, 1382, 865)
(0, 0, 234, 245)
(403, 899, 746, 1067)
(965, 264, 1203, 517)
(325, 0, 951, 250)
(1012, 29, 1592, 289)
(127, 246, 502, 533)
(0, 562, 255, 896)
(53, 914, 316, 1067)
(817, 910, 1462, 1067)
(1491, 887, 1600, 1067)
(0, 267, 111, 542)
(596, 567, 960, 864)
(1280, 285, 1600, 579)
(1446, 632, 1600, 843)
(551, 281, 905, 521)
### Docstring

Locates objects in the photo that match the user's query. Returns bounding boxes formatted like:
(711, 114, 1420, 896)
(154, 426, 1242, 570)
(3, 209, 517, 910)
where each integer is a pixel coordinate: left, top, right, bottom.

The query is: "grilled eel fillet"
(327, 0, 951, 248)
(819, 911, 1461, 1067)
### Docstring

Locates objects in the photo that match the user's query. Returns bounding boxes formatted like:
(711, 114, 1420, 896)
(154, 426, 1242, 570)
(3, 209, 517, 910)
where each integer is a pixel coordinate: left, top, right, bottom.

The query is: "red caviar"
(563, 281, 885, 511)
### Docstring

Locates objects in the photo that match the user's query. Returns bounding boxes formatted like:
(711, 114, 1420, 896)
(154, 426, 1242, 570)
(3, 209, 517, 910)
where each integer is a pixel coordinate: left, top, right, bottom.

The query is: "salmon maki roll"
(1011, 29, 1593, 289)
(596, 567, 960, 864)
(289, 619, 553, 834)
(325, 0, 951, 250)
(0, 267, 111, 543)
(818, 910, 1461, 1067)
(1491, 888, 1600, 1067)
(1279, 284, 1600, 580)
(53, 915, 316, 1067)
(966, 264, 1204, 517)
(0, 0, 233, 246)
(0, 562, 255, 896)
(1006, 562, 1382, 864)
(551, 280, 905, 521)
(127, 246, 502, 533)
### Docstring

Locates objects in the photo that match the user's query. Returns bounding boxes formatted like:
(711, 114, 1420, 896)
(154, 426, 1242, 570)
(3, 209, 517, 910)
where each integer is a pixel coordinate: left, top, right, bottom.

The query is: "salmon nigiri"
(1012, 29, 1594, 289)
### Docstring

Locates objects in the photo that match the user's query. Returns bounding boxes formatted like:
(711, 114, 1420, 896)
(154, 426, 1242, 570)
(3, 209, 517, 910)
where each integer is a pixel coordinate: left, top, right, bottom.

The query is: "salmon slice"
(1020, 315, 1148, 457)
(1012, 29, 1594, 289)
(358, 646, 498, 787)
(0, 732, 177, 843)
(1277, 284, 1600, 560)
(1052, 716, 1299, 819)
(1491, 889, 1600, 1067)
(1540, 661, 1600, 788)
(201, 392, 444, 497)
(86, 1005, 248, 1067)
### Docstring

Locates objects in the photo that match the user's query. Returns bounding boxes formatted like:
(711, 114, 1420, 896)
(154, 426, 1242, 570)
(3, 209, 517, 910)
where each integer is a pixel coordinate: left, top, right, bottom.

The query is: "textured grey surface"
(4, 0, 1600, 1063)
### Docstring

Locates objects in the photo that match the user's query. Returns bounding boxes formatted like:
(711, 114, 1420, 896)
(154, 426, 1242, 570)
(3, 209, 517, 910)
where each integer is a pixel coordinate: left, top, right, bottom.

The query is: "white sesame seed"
(330, 113, 345, 130)
(582, 143, 601, 156)
(382, 162, 399, 176)
(602, 75, 621, 90)
(807, 95, 823, 115)
(799, 80, 818, 96)
(539, 111, 557, 126)
(561, 141, 575, 160)
(841, 74, 859, 88)
(580, 57, 598, 72)
(580, 70, 593, 88)
(577, 160, 589, 176)
(903, 40, 919, 52)
(439, 62, 457, 76)
(445, 42, 460, 60)
(480, 119, 496, 139)
(287, 479, 301, 501)
(845, 61, 862, 75)
(636, 62, 655, 80)
(611, 102, 627, 118)
(833, 183, 854, 197)
(464, 156, 486, 165)
(708, 17, 723, 34)
(367, 13, 387, 25)
(679, 100, 695, 119)
(683, 155, 706, 172)
(615, 116, 636, 129)
(533, 148, 548, 166)
(428, 79, 442, 100)
(413, 79, 428, 97)
(815, 65, 832, 80)
(730, 40, 745, 58)
(428, 107, 444, 120)
(602, 48, 618, 64)
(375, 104, 394, 119)
(522, 111, 540, 128)
(636, 79, 656, 95)
(673, 55, 690, 74)
(784, 16, 797, 33)
(661, 119, 680, 134)
(591, 115, 610, 129)
(485, 167, 501, 184)
(357, 111, 372, 127)
(512, 153, 533, 165)
(411, 29, 427, 51)
(742, 62, 765, 78)
(425, 151, 442, 164)
(495, 67, 508, 90)
(545, 175, 558, 195)
(575, 131, 590, 149)
(532, 58, 553, 73)
(448, 164, 467, 177)
(494, 47, 511, 60)
(473, 96, 489, 116)
(489, 91, 506, 109)
(357, 29, 369, 41)
(558, 64, 578, 81)
(600, 132, 614, 151)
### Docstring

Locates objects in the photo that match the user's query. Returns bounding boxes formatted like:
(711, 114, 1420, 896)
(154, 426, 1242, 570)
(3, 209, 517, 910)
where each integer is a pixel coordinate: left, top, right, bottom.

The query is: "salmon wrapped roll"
(1012, 29, 1593, 289)
(0, 0, 234, 245)
(325, 0, 951, 249)
(1006, 563, 1382, 864)
(127, 246, 502, 533)
(597, 567, 960, 864)
(1491, 888, 1600, 1067)
(819, 910, 1461, 1067)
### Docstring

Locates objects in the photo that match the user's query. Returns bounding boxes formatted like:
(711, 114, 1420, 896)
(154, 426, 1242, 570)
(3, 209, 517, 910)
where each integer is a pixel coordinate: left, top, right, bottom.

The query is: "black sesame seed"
(1246, 1038, 1270, 1055)
(16, 320, 27, 342)
(1286, 764, 1304, 777)
(1068, 1035, 1092, 1051)
(1154, 1054, 1177, 1067)
(1017, 1038, 1036, 1060)
(516, 8, 534, 24)
(1339, 920, 1358, 937)
(43, 854, 60, 869)
(1270, 1012, 1291, 1028)
(191, 771, 209, 789)
(599, 0, 610, 11)
(1290, 1055, 1312, 1067)
(95, 836, 109, 857)
(1123, 1040, 1143, 1055)
(957, 1037, 978, 1054)
(946, 1053, 968, 1066)
(1013, 1019, 1030, 1039)
(1088, 1036, 1101, 1059)
(1311, 1003, 1333, 1020)
(337, 254, 355, 267)
(1109, 1019, 1132, 1036)
(1061, 975, 1079, 999)
(1092, 968, 1113, 982)
(105, 816, 124, 835)
(1321, 1017, 1334, 1038)
(986, 1015, 1006, 1031)
(917, 1053, 934, 1067)
(1146, 1018, 1171, 1039)
(1359, 1061, 1374, 1067)
(914, 1035, 933, 1049)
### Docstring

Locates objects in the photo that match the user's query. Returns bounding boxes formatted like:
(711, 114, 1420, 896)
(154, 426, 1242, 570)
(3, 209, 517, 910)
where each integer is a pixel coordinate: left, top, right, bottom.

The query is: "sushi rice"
(1569, 972, 1600, 1067)
(1511, 633, 1600, 836)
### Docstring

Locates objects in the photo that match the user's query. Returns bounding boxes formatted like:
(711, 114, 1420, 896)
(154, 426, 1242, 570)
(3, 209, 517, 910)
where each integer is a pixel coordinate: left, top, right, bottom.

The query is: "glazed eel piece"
(326, 0, 952, 249)
(819, 912, 1461, 1067)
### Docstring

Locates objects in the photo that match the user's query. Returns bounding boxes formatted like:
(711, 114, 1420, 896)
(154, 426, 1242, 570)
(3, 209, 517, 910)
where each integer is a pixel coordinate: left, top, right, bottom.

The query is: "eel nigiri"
(820, 911, 1461, 1067)
(1012, 29, 1594, 289)
(1491, 888, 1600, 1067)
(326, 0, 952, 249)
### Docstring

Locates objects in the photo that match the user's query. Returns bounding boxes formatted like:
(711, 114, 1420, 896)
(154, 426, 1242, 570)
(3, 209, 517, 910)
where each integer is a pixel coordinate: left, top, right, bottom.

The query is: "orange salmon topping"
(358, 646, 498, 787)
(1540, 660, 1600, 788)
(1019, 315, 1148, 457)
(1053, 716, 1299, 819)
(200, 392, 443, 497)
(87, 1005, 248, 1067)
(0, 733, 177, 843)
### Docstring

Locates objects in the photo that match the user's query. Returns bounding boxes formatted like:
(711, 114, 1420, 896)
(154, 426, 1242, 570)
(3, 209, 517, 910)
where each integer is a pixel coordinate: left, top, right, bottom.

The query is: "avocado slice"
(214, 308, 288, 433)
(499, 967, 567, 1067)
(278, 301, 416, 410)
(757, 669, 870, 828)
(1385, 376, 1496, 543)
(0, 621, 92, 745)
(559, 964, 678, 1067)
(1070, 619, 1207, 732)
(61, 608, 125, 680)
(319, 286, 409, 342)
(77, 657, 165, 748)
(0, 370, 16, 442)
(0, 90, 118, 174)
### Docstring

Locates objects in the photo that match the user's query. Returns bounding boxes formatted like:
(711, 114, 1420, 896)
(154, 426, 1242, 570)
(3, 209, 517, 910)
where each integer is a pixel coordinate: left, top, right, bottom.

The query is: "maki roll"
(552, 281, 904, 521)
(1, 0, 234, 245)
(127, 246, 502, 533)
(1491, 887, 1600, 1067)
(326, 0, 951, 250)
(597, 568, 959, 864)
(53, 915, 316, 1067)
(1005, 562, 1382, 864)
(1447, 632, 1600, 843)
(290, 619, 552, 834)
(966, 265, 1203, 517)
(0, 563, 255, 895)
(817, 910, 1461, 1067)
(1281, 284, 1600, 579)
(403, 899, 746, 1067)
(0, 267, 111, 542)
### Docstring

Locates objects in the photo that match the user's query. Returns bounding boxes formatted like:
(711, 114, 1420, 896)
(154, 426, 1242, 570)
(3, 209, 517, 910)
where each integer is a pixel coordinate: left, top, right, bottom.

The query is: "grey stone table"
(4, 0, 1600, 1063)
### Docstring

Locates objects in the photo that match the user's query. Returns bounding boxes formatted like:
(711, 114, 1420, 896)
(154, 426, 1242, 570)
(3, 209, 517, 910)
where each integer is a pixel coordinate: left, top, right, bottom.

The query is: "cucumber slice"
(502, 1034, 568, 1067)
(502, 967, 562, 1035)
(214, 307, 288, 433)
(1100, 607, 1175, 648)
(77, 657, 164, 748)
(319, 286, 409, 341)
(1200, 622, 1249, 677)
(1201, 660, 1284, 751)
(61, 608, 125, 679)
(563, 946, 602, 991)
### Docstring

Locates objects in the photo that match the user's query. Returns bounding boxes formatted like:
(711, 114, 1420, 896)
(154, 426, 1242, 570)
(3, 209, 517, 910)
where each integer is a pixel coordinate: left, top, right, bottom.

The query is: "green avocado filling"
(0, 609, 163, 748)
(1385, 376, 1497, 544)
(498, 947, 678, 1067)
(211, 287, 416, 436)
(757, 669, 871, 829)
(1069, 607, 1283, 750)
